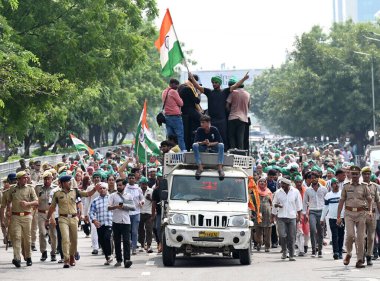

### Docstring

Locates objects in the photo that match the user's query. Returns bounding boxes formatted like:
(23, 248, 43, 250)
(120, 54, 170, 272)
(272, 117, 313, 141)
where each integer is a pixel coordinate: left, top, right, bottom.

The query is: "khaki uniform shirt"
(5, 184, 38, 213)
(341, 181, 371, 209)
(0, 189, 9, 208)
(35, 184, 57, 211)
(368, 182, 380, 210)
(51, 188, 88, 215)
(30, 170, 41, 183)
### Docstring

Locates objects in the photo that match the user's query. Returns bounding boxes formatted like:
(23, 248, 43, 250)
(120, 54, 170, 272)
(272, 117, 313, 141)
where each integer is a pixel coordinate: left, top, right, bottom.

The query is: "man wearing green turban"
(189, 72, 249, 149)
(211, 76, 222, 85)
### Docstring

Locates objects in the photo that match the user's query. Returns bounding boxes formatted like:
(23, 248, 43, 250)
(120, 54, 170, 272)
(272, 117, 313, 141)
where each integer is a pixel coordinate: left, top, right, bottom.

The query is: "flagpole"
(145, 145, 148, 177)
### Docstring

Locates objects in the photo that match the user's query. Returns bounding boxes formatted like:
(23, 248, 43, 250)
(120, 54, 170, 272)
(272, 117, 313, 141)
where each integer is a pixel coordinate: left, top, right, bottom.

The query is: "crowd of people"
(251, 142, 380, 269)
(1, 81, 379, 271)
(0, 150, 165, 269)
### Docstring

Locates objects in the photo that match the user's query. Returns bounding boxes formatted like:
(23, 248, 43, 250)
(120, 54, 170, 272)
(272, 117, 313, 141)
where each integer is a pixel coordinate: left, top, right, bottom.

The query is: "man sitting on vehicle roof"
(192, 114, 224, 178)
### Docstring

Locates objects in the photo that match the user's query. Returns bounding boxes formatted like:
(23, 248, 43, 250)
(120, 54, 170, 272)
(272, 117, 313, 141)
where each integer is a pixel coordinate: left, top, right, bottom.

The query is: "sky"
(155, 0, 334, 70)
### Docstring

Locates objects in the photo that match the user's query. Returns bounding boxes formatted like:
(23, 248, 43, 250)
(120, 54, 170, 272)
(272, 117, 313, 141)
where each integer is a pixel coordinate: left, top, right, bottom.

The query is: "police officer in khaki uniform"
(0, 173, 18, 248)
(3, 171, 39, 268)
(361, 166, 380, 265)
(30, 161, 42, 252)
(46, 175, 100, 268)
(35, 171, 58, 262)
(337, 165, 372, 268)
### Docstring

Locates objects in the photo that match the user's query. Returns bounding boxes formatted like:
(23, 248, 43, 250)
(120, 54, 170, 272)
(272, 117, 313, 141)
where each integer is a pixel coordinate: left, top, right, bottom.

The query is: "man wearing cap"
(16, 158, 27, 173)
(138, 177, 154, 253)
(2, 171, 38, 268)
(34, 171, 58, 262)
(303, 171, 328, 258)
(83, 171, 102, 255)
(337, 165, 373, 268)
(320, 178, 345, 260)
(189, 72, 249, 148)
(30, 160, 42, 183)
(89, 182, 113, 265)
(30, 161, 42, 252)
(46, 175, 100, 268)
(271, 176, 303, 261)
(147, 168, 157, 188)
(0, 174, 14, 247)
(294, 175, 309, 256)
(361, 166, 380, 265)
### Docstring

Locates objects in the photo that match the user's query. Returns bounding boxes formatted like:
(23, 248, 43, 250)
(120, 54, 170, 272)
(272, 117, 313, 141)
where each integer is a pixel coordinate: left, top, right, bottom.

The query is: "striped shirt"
(89, 195, 113, 226)
(321, 190, 344, 220)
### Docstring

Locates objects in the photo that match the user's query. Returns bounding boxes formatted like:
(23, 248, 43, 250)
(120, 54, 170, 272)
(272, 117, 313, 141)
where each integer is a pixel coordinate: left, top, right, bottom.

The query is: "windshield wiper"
(217, 197, 244, 203)
(186, 198, 215, 203)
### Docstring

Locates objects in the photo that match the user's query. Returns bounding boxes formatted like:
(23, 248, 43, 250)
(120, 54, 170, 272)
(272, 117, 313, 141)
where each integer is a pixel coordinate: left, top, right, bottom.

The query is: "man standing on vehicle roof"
(189, 72, 249, 150)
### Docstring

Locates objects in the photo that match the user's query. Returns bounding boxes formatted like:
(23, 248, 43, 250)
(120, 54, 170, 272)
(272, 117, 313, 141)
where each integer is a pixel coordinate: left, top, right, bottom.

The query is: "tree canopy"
(0, 0, 168, 161)
(248, 21, 380, 150)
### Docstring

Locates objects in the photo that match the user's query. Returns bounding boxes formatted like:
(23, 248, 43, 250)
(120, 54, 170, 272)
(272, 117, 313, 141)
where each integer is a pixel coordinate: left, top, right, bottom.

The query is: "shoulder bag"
(156, 89, 170, 127)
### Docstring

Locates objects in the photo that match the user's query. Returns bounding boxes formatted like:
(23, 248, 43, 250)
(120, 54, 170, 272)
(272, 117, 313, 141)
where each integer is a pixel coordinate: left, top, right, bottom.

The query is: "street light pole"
(371, 56, 376, 145)
(354, 51, 376, 145)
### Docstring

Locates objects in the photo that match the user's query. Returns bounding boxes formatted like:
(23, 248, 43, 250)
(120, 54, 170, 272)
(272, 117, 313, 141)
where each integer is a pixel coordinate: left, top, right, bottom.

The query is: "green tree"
(247, 21, 380, 151)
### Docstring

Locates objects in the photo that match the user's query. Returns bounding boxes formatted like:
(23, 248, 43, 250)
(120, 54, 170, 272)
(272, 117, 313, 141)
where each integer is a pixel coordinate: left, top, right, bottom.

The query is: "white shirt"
(125, 184, 144, 216)
(272, 187, 302, 219)
(302, 184, 328, 214)
(141, 188, 153, 215)
(83, 184, 99, 216)
(108, 191, 133, 224)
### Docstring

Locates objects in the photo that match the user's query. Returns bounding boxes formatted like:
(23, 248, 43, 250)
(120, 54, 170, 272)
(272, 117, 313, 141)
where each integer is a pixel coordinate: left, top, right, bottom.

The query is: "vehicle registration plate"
(199, 231, 219, 238)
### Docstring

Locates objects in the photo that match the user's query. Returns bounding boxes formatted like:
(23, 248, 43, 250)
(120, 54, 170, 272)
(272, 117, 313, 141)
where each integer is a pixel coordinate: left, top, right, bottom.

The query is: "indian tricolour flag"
(134, 100, 161, 163)
(70, 134, 94, 155)
(155, 9, 184, 77)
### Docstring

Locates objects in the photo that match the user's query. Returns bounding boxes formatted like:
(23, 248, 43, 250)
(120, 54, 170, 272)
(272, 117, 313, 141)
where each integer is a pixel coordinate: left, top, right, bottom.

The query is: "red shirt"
(162, 87, 183, 116)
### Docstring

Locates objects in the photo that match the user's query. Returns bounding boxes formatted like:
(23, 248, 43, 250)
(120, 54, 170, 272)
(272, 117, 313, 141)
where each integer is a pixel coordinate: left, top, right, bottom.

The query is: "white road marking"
(141, 272, 151, 276)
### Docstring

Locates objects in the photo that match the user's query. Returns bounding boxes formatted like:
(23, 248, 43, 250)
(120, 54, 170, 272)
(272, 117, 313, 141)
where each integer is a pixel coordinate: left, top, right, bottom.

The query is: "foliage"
(248, 21, 380, 148)
(0, 0, 171, 161)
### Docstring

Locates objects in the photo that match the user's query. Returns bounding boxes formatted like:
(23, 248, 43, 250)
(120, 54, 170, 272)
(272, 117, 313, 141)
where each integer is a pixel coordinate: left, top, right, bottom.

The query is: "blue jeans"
(129, 214, 140, 250)
(165, 115, 186, 151)
(192, 143, 224, 165)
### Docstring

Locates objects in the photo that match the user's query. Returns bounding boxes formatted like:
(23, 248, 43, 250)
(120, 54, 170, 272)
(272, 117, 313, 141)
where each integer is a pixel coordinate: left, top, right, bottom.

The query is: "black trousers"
(55, 218, 63, 259)
(272, 224, 278, 245)
(329, 218, 345, 254)
(228, 119, 247, 150)
(97, 225, 112, 259)
(112, 223, 131, 262)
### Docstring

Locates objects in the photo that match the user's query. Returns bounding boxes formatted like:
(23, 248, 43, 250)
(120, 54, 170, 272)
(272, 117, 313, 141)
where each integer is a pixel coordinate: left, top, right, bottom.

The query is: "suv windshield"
(170, 176, 246, 202)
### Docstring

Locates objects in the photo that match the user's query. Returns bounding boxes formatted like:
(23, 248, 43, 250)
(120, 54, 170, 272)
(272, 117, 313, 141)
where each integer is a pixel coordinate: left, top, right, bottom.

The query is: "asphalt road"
(1, 230, 380, 281)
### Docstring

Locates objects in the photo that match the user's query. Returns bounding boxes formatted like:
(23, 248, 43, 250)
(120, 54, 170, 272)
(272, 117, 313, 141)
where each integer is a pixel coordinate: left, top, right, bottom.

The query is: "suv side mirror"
(161, 190, 168, 201)
(159, 179, 168, 190)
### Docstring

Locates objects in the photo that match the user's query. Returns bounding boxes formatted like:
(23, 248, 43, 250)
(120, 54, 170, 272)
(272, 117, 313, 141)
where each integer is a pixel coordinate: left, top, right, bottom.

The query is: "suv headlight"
(228, 215, 249, 227)
(169, 213, 189, 225)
